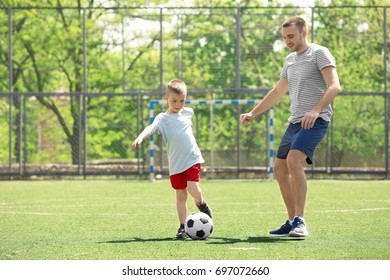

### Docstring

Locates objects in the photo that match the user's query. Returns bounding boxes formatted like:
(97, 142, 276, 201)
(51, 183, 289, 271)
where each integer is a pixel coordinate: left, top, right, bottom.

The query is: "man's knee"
(286, 150, 306, 170)
(274, 159, 287, 179)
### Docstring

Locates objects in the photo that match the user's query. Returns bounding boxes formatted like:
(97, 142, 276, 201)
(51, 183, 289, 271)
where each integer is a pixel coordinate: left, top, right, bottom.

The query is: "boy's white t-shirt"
(153, 107, 205, 175)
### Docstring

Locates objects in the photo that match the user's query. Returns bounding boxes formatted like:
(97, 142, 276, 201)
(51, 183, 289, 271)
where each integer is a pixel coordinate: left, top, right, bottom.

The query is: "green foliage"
(0, 98, 10, 162)
(0, 1, 388, 170)
(87, 95, 135, 160)
(312, 1, 388, 166)
(314, 2, 385, 92)
(332, 96, 385, 167)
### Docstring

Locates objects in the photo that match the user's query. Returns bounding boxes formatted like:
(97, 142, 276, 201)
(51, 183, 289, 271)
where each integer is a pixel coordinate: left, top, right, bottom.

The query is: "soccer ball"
(185, 212, 213, 240)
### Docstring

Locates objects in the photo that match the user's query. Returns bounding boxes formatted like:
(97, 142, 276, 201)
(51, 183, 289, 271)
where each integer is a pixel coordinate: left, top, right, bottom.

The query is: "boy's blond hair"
(166, 79, 187, 95)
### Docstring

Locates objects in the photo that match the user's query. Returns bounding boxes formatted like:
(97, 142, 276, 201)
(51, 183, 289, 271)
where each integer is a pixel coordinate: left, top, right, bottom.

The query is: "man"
(240, 17, 340, 237)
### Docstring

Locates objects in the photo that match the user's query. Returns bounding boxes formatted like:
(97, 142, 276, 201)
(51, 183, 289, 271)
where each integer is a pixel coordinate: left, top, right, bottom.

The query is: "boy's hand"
(131, 138, 143, 150)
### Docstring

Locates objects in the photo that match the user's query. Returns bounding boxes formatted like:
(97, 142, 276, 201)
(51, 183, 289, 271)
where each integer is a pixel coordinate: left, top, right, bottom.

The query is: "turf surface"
(0, 179, 389, 260)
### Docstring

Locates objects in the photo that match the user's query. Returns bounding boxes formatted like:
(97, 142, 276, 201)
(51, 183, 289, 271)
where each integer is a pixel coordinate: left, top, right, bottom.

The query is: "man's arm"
(240, 77, 288, 126)
(300, 66, 341, 129)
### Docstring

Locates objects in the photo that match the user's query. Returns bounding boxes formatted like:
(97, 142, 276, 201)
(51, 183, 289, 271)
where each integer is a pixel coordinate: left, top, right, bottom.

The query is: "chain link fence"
(0, 6, 389, 179)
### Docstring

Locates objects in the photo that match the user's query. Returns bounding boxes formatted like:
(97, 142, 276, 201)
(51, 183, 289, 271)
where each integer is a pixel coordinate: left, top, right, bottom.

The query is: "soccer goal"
(148, 99, 275, 181)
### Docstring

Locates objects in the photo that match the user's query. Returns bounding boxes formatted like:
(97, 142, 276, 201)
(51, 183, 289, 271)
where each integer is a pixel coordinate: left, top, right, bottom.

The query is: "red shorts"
(170, 164, 201, 190)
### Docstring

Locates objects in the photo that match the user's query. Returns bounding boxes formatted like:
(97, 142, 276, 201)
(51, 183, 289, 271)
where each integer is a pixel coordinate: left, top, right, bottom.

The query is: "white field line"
(313, 207, 390, 213)
(0, 207, 389, 217)
(0, 211, 164, 216)
(0, 203, 172, 209)
(0, 197, 146, 206)
(230, 248, 261, 251)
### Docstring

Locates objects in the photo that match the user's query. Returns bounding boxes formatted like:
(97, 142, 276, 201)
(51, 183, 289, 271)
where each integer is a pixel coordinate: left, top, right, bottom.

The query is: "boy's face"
(165, 90, 186, 114)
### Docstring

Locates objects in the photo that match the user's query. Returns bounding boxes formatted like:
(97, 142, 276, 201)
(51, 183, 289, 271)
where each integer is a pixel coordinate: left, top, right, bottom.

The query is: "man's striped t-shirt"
(280, 43, 336, 124)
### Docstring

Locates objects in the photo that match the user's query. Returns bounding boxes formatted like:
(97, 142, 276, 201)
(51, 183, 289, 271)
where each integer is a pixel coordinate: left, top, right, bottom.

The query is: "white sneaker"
(289, 216, 309, 237)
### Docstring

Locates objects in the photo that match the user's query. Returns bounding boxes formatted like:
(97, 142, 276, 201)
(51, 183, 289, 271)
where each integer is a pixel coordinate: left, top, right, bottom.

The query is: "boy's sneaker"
(289, 216, 309, 237)
(198, 202, 213, 218)
(176, 227, 188, 239)
(269, 220, 293, 237)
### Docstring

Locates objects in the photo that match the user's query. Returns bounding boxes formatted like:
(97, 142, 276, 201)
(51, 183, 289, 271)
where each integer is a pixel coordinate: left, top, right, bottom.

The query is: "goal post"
(148, 99, 274, 181)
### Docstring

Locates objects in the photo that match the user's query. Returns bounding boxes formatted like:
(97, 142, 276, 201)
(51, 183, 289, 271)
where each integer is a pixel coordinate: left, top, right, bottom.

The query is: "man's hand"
(240, 112, 254, 126)
(300, 111, 319, 129)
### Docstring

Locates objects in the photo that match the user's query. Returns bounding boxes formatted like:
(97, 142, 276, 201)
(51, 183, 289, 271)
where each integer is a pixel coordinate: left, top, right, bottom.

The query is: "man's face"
(282, 24, 305, 53)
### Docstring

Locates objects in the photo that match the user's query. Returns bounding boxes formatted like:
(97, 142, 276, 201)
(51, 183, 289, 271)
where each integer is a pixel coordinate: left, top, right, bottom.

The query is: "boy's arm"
(131, 123, 157, 150)
(240, 77, 288, 126)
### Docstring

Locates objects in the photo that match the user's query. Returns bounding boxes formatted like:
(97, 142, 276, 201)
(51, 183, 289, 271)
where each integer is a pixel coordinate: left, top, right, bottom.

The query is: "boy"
(131, 79, 213, 239)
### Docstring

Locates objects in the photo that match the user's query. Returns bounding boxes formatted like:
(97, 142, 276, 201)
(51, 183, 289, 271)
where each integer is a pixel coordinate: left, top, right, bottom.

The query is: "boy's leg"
(184, 163, 213, 218)
(187, 181, 213, 218)
(175, 189, 188, 239)
(176, 189, 188, 225)
(186, 181, 202, 204)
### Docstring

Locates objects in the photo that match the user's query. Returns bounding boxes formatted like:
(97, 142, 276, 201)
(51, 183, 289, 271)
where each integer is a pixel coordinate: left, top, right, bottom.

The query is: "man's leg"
(269, 158, 295, 236)
(286, 149, 308, 218)
(272, 152, 309, 237)
(286, 149, 309, 237)
(274, 157, 295, 220)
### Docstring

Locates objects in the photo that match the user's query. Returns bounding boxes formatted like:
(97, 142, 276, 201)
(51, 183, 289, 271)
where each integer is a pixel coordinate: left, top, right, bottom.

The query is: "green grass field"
(0, 179, 389, 260)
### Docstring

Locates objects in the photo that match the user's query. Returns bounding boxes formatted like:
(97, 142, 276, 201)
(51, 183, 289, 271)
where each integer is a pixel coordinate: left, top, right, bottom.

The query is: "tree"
(1, 0, 166, 165)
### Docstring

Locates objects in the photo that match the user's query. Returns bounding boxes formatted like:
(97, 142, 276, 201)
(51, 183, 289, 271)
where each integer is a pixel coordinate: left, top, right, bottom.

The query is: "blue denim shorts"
(276, 118, 329, 164)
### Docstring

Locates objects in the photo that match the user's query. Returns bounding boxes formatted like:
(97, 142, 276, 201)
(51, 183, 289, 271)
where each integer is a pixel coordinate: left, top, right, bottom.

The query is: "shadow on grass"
(100, 237, 178, 244)
(99, 236, 305, 244)
(207, 236, 305, 244)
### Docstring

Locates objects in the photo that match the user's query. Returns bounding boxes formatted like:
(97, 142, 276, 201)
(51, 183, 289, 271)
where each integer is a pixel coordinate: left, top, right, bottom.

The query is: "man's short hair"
(282, 17, 307, 32)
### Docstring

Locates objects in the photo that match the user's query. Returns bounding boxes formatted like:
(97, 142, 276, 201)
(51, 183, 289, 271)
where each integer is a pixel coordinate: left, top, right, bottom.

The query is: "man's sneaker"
(198, 202, 213, 218)
(269, 220, 293, 237)
(176, 227, 188, 239)
(289, 216, 309, 237)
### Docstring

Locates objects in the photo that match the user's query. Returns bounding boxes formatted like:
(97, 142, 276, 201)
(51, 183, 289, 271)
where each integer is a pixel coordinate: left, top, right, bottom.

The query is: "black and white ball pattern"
(185, 212, 213, 240)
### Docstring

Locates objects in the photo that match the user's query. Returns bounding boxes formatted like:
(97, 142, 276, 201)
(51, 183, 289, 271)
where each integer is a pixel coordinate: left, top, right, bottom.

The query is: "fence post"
(7, 7, 13, 179)
(159, 8, 164, 178)
(82, 8, 87, 179)
(384, 7, 389, 179)
(235, 5, 241, 178)
(149, 101, 159, 182)
(269, 107, 275, 180)
(210, 103, 215, 178)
